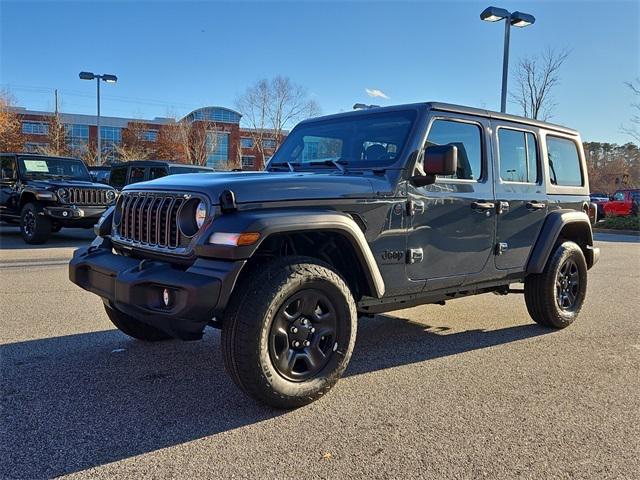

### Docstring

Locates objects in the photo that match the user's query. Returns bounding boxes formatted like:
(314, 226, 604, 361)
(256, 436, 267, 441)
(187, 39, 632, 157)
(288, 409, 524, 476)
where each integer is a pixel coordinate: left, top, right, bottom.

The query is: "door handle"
(526, 201, 546, 211)
(471, 201, 495, 211)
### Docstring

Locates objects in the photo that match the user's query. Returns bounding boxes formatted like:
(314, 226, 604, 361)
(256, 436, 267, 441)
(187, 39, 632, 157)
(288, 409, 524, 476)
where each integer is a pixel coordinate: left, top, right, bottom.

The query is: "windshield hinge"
(406, 199, 425, 216)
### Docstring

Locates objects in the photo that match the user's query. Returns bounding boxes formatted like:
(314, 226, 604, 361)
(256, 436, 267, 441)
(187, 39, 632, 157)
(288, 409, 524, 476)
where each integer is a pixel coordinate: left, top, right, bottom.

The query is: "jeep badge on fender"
(69, 102, 599, 408)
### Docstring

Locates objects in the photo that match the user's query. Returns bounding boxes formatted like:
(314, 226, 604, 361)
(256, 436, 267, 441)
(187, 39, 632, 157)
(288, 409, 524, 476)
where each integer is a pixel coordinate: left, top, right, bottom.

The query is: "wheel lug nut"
(292, 340, 300, 348)
(290, 327, 298, 333)
(303, 340, 310, 347)
(310, 327, 315, 333)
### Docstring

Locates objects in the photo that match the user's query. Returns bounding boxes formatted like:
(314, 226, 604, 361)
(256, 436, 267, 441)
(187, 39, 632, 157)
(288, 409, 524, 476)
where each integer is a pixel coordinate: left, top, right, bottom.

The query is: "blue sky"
(1, 0, 638, 143)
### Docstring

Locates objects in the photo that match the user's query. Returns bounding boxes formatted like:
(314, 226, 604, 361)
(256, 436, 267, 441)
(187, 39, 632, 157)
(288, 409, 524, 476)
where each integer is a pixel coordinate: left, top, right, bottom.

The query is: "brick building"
(13, 106, 281, 170)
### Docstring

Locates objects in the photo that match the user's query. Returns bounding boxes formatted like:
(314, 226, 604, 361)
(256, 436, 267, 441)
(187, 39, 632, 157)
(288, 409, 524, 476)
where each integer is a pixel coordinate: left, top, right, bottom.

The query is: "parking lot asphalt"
(1, 224, 639, 479)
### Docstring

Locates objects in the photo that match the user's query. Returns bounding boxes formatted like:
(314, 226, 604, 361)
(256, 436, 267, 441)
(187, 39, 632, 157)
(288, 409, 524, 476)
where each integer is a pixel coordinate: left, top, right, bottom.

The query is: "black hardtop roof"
(298, 102, 579, 136)
(111, 160, 214, 169)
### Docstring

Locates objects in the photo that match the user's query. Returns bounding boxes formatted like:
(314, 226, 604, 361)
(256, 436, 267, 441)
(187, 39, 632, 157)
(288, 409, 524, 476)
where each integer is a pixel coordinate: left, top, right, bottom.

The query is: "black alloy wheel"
(556, 258, 580, 311)
(269, 289, 339, 382)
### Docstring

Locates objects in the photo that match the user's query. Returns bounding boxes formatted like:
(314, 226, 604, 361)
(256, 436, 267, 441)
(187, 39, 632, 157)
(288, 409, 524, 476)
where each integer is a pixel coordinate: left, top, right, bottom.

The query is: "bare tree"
(236, 76, 320, 169)
(622, 78, 640, 143)
(155, 119, 218, 166)
(37, 112, 70, 157)
(510, 48, 570, 120)
(0, 90, 24, 152)
(116, 122, 156, 161)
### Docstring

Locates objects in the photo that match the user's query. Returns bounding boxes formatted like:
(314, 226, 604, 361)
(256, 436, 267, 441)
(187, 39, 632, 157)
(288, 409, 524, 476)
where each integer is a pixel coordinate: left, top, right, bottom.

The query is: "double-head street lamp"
(480, 6, 535, 113)
(79, 71, 118, 164)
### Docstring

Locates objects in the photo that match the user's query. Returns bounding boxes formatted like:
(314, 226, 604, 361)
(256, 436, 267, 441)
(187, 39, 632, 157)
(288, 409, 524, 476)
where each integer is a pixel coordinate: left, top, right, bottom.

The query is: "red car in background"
(602, 189, 640, 217)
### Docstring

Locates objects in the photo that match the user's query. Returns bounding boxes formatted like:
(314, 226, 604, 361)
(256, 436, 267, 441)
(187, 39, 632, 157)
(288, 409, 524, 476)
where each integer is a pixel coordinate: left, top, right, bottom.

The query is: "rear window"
(129, 167, 146, 184)
(546, 136, 583, 187)
(109, 167, 127, 189)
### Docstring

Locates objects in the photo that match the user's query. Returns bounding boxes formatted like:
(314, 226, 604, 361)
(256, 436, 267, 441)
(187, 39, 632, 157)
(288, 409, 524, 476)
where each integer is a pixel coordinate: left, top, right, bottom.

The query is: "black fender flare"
(195, 208, 385, 298)
(527, 210, 597, 274)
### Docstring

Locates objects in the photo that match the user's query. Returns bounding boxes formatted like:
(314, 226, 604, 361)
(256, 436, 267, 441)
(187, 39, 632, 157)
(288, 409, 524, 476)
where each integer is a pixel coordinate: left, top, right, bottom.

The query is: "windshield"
(270, 110, 416, 169)
(18, 156, 91, 181)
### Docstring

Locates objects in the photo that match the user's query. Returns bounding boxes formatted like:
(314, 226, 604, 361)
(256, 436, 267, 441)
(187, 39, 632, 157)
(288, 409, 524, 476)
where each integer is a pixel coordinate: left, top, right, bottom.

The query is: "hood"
(25, 179, 115, 190)
(121, 171, 384, 204)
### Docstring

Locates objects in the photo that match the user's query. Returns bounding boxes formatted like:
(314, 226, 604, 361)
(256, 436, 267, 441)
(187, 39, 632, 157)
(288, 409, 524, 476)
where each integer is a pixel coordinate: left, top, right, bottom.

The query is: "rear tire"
(524, 241, 587, 329)
(20, 202, 51, 244)
(222, 256, 357, 409)
(104, 304, 172, 341)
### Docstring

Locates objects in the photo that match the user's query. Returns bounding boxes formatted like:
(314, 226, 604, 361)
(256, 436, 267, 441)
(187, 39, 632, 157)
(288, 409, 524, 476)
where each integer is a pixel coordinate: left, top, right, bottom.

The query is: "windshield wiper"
(308, 159, 348, 173)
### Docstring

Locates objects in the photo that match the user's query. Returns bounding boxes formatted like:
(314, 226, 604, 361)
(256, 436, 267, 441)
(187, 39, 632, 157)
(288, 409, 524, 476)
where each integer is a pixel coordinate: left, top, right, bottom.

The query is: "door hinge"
(497, 201, 510, 215)
(495, 242, 508, 255)
(408, 248, 424, 264)
(406, 199, 425, 216)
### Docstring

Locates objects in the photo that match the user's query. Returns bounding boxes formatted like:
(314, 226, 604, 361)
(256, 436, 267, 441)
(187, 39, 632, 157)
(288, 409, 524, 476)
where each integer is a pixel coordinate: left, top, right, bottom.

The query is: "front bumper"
(69, 238, 245, 340)
(44, 205, 108, 221)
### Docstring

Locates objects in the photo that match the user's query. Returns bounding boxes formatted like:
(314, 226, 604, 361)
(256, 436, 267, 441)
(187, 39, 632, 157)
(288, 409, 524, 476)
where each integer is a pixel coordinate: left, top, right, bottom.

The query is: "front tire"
(104, 304, 172, 341)
(20, 202, 51, 244)
(525, 241, 588, 329)
(222, 256, 357, 409)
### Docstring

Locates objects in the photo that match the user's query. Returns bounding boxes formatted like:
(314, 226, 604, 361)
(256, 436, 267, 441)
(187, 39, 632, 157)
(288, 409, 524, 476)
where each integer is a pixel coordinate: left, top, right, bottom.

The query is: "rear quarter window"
(546, 136, 583, 187)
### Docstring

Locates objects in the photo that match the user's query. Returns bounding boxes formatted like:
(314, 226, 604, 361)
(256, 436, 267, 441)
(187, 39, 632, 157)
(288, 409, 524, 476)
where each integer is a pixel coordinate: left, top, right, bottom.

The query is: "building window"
(65, 124, 90, 155)
(142, 130, 158, 142)
(188, 108, 242, 124)
(22, 121, 49, 135)
(263, 139, 277, 149)
(240, 137, 254, 148)
(100, 126, 122, 161)
(206, 131, 229, 167)
(241, 156, 255, 168)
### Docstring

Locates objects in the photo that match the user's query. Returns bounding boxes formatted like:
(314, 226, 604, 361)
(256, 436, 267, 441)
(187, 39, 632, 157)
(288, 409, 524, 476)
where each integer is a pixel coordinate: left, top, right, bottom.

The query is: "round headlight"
(105, 190, 116, 202)
(57, 187, 69, 199)
(195, 201, 207, 229)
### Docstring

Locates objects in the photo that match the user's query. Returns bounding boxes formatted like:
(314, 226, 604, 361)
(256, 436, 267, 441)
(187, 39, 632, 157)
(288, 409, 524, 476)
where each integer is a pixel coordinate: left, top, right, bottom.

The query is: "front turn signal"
(208, 232, 261, 246)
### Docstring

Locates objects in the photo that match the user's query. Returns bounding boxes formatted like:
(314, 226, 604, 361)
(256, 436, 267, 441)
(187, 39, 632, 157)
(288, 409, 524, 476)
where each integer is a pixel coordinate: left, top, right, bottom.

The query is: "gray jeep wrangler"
(70, 102, 599, 408)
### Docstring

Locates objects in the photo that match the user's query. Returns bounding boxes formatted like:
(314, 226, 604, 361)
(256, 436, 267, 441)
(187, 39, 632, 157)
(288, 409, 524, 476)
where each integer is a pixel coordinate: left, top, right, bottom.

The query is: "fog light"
(62, 211, 68, 217)
(162, 288, 171, 307)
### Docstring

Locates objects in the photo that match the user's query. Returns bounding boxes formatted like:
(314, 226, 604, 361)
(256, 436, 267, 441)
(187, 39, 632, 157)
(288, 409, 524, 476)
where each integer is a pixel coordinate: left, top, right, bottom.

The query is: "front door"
(406, 114, 495, 287)
(493, 124, 547, 270)
(0, 155, 19, 215)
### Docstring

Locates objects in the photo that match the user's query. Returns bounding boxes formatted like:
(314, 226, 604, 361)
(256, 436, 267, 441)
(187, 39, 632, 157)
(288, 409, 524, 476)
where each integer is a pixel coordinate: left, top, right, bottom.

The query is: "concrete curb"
(593, 228, 640, 236)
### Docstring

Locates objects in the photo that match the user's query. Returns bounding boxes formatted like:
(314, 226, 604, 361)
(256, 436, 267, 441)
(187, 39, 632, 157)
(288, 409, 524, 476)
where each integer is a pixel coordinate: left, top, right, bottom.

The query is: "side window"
(149, 167, 167, 179)
(426, 119, 482, 180)
(109, 167, 127, 189)
(1, 156, 17, 180)
(129, 167, 146, 184)
(546, 136, 583, 187)
(498, 129, 539, 183)
(612, 191, 625, 201)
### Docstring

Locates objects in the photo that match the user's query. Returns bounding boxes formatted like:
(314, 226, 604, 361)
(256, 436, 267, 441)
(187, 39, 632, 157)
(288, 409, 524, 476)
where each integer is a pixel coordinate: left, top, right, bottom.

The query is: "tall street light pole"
(480, 6, 535, 113)
(79, 71, 118, 165)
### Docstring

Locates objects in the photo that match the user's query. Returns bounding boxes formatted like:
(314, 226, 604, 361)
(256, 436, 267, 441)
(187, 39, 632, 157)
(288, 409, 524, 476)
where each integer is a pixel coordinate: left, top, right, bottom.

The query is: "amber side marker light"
(209, 232, 261, 246)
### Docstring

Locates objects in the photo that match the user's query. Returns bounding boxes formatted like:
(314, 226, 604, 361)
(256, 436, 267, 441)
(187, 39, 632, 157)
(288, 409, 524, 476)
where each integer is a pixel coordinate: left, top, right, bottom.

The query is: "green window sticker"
(23, 160, 50, 172)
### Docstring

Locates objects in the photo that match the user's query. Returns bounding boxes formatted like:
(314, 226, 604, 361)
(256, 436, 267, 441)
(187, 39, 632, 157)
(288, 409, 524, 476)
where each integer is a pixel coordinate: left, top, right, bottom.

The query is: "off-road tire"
(222, 256, 357, 409)
(20, 202, 51, 244)
(104, 304, 172, 341)
(525, 241, 588, 329)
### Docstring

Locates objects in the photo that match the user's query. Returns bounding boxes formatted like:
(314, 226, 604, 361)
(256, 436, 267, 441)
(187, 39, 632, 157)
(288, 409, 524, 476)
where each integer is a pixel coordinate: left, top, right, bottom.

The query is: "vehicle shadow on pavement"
(0, 224, 95, 250)
(0, 316, 551, 478)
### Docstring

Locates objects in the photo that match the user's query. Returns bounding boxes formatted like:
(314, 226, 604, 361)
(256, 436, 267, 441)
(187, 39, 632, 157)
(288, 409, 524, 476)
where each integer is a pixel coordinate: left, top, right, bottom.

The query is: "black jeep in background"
(0, 153, 117, 244)
(108, 160, 215, 190)
(70, 102, 600, 408)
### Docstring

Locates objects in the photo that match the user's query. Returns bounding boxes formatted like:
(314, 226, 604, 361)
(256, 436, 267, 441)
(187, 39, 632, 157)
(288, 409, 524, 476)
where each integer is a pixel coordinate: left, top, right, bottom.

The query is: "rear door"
(493, 123, 547, 270)
(0, 155, 19, 215)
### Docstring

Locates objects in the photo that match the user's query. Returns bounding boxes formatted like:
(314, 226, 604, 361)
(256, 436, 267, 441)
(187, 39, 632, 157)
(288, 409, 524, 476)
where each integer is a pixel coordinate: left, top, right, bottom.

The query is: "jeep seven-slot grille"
(69, 188, 111, 205)
(116, 192, 187, 249)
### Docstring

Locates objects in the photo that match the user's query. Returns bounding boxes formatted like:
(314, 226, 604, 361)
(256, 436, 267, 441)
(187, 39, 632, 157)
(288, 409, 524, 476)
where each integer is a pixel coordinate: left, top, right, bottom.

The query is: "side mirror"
(410, 144, 458, 187)
(424, 144, 458, 176)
